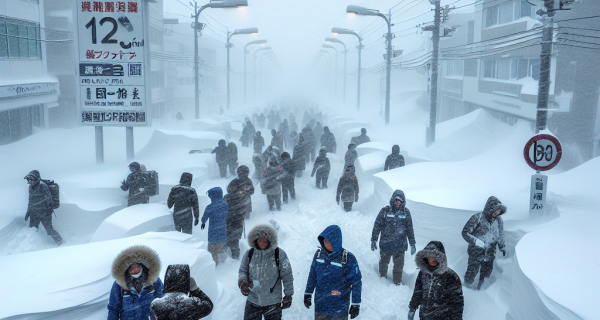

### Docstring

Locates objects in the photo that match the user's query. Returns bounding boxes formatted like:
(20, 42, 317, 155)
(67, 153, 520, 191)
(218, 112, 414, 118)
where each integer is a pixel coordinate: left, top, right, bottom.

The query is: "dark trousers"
(266, 194, 281, 211)
(315, 312, 347, 320)
(174, 212, 193, 235)
(244, 301, 282, 320)
(281, 179, 295, 203)
(227, 220, 244, 259)
(379, 251, 405, 284)
(316, 176, 328, 189)
(30, 216, 63, 245)
(343, 202, 353, 212)
(218, 163, 227, 178)
(464, 253, 494, 285)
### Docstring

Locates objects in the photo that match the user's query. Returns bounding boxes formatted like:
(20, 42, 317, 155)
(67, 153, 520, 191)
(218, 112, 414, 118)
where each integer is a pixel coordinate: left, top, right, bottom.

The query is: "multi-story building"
(0, 0, 59, 145)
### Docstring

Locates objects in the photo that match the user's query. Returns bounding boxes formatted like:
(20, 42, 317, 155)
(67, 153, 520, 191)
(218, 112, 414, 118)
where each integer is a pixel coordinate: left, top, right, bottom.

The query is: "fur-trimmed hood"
(415, 241, 448, 275)
(247, 223, 278, 249)
(112, 245, 162, 289)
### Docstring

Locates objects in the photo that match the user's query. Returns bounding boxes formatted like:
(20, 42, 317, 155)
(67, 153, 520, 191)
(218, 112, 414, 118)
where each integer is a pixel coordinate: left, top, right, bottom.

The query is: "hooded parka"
(254, 132, 265, 154)
(384, 145, 405, 171)
(371, 190, 416, 252)
(200, 187, 228, 244)
(227, 166, 255, 258)
(462, 196, 506, 261)
(320, 126, 337, 153)
(167, 172, 200, 234)
(121, 162, 150, 206)
(336, 165, 359, 203)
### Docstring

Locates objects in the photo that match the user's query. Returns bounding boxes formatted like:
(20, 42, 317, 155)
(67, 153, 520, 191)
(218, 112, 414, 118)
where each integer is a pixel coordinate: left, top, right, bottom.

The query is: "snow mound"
(356, 151, 388, 179)
(90, 203, 175, 242)
(135, 129, 226, 159)
(355, 141, 395, 157)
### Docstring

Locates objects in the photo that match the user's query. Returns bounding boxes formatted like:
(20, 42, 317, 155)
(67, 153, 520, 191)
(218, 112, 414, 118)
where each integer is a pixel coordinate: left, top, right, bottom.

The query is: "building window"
(483, 58, 539, 80)
(0, 17, 41, 59)
(485, 0, 530, 28)
(483, 59, 496, 78)
(446, 60, 464, 77)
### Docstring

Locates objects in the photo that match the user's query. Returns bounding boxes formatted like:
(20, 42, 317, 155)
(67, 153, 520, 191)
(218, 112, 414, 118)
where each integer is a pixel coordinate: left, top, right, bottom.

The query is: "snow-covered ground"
(0, 101, 597, 319)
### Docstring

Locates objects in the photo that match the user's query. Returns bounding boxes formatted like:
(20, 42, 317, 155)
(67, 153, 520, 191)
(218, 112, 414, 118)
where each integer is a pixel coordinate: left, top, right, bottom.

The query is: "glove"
(408, 310, 416, 320)
(194, 219, 199, 226)
(475, 239, 485, 248)
(238, 279, 253, 296)
(24, 212, 30, 221)
(311, 173, 315, 177)
(411, 245, 416, 256)
(303, 294, 312, 309)
(501, 249, 506, 256)
(371, 240, 377, 251)
(349, 305, 360, 319)
(201, 223, 206, 230)
(281, 295, 292, 309)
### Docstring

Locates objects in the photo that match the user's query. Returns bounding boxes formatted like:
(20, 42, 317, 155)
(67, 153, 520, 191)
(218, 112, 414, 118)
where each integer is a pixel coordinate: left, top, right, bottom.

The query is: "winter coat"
(200, 187, 228, 244)
(305, 225, 362, 318)
(311, 150, 331, 178)
(240, 122, 255, 146)
(278, 157, 296, 186)
(384, 145, 405, 171)
(312, 122, 323, 146)
(344, 146, 358, 168)
(336, 166, 359, 203)
(226, 167, 254, 225)
(108, 245, 164, 320)
(167, 173, 200, 222)
(227, 142, 238, 165)
(409, 241, 464, 320)
(151, 264, 213, 320)
(25, 170, 53, 220)
(239, 223, 294, 307)
(289, 131, 299, 150)
(121, 170, 150, 207)
(270, 130, 284, 152)
(261, 160, 282, 195)
(211, 139, 228, 164)
(351, 133, 370, 146)
(462, 196, 506, 261)
(371, 190, 416, 252)
(303, 126, 316, 150)
(320, 127, 337, 153)
(253, 133, 265, 154)
(252, 154, 263, 178)
(293, 136, 307, 171)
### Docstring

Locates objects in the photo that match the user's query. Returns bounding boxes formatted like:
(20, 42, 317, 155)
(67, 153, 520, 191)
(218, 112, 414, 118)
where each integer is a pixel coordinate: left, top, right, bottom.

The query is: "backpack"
(248, 247, 281, 293)
(314, 248, 349, 275)
(42, 179, 60, 209)
(143, 170, 159, 196)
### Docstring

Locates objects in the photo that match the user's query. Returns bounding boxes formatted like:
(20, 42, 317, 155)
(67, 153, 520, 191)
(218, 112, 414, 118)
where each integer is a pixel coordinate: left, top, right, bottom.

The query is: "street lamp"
(244, 39, 266, 104)
(325, 37, 347, 103)
(322, 44, 338, 99)
(226, 27, 258, 110)
(192, 0, 248, 119)
(346, 5, 393, 124)
(332, 27, 363, 110)
(253, 46, 271, 100)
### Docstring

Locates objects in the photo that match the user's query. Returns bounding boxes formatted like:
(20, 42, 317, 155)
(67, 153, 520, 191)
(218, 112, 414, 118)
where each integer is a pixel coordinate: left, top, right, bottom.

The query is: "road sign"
(77, 0, 147, 126)
(523, 134, 562, 171)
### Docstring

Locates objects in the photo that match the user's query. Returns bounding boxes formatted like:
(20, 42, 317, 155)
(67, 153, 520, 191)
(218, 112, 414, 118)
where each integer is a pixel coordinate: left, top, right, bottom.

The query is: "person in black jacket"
(167, 172, 200, 234)
(261, 157, 283, 211)
(303, 125, 317, 162)
(344, 143, 358, 174)
(408, 241, 464, 320)
(293, 135, 307, 178)
(227, 142, 239, 176)
(270, 129, 284, 152)
(240, 120, 255, 148)
(254, 131, 265, 154)
(311, 147, 331, 189)
(211, 140, 228, 178)
(277, 152, 296, 204)
(336, 165, 359, 212)
(121, 162, 150, 207)
(320, 126, 336, 153)
(151, 264, 213, 320)
(226, 166, 255, 258)
(384, 145, 405, 171)
(351, 128, 370, 146)
(24, 170, 63, 245)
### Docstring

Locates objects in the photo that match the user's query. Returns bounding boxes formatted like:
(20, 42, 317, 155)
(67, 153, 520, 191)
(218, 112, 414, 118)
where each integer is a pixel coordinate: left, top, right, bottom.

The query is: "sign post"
(523, 134, 562, 216)
(76, 0, 149, 162)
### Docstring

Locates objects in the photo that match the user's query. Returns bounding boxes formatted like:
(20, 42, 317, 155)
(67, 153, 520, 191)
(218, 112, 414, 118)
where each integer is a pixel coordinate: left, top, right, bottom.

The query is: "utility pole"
(536, 1, 555, 133)
(192, 1, 207, 119)
(226, 30, 232, 110)
(384, 9, 392, 124)
(357, 41, 363, 110)
(427, 0, 441, 145)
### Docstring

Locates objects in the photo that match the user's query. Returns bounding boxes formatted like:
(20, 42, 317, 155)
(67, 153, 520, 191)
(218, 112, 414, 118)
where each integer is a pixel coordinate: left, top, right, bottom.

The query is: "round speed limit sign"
(523, 134, 562, 171)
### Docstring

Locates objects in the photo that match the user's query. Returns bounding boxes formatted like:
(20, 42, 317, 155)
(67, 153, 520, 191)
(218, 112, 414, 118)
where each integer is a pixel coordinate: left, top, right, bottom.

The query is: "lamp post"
(322, 44, 338, 98)
(244, 39, 267, 104)
(319, 50, 333, 94)
(346, 5, 393, 124)
(226, 27, 258, 110)
(325, 37, 347, 103)
(192, 0, 248, 119)
(254, 46, 271, 100)
(332, 28, 363, 110)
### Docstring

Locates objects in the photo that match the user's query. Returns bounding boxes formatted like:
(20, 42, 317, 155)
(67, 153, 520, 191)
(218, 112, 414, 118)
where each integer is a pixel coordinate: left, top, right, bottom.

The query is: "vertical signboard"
(77, 0, 147, 126)
(523, 134, 562, 216)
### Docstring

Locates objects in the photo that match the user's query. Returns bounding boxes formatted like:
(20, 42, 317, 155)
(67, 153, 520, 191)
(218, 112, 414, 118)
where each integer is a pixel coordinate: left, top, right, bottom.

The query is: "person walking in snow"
(336, 165, 359, 212)
(350, 128, 370, 146)
(462, 196, 507, 290)
(258, 113, 266, 128)
(241, 120, 256, 148)
(343, 143, 358, 174)
(227, 142, 239, 176)
(407, 241, 464, 320)
(270, 129, 284, 152)
(320, 126, 336, 153)
(238, 223, 294, 320)
(261, 157, 283, 211)
(254, 131, 265, 154)
(200, 187, 228, 265)
(253, 153, 264, 180)
(293, 135, 307, 178)
(371, 190, 416, 285)
(304, 225, 362, 320)
(311, 147, 331, 189)
(227, 166, 255, 258)
(384, 145, 405, 171)
(167, 172, 200, 234)
(211, 139, 229, 178)
(312, 121, 323, 148)
(24, 170, 63, 245)
(121, 162, 150, 206)
(151, 264, 213, 320)
(277, 152, 296, 204)
(303, 125, 317, 162)
(289, 130, 299, 150)
(107, 245, 164, 320)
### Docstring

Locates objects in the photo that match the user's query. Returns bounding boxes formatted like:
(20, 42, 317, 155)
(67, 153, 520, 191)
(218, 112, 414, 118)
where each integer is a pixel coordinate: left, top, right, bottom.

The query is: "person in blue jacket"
(107, 245, 163, 320)
(304, 225, 362, 320)
(371, 190, 416, 285)
(201, 187, 228, 265)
